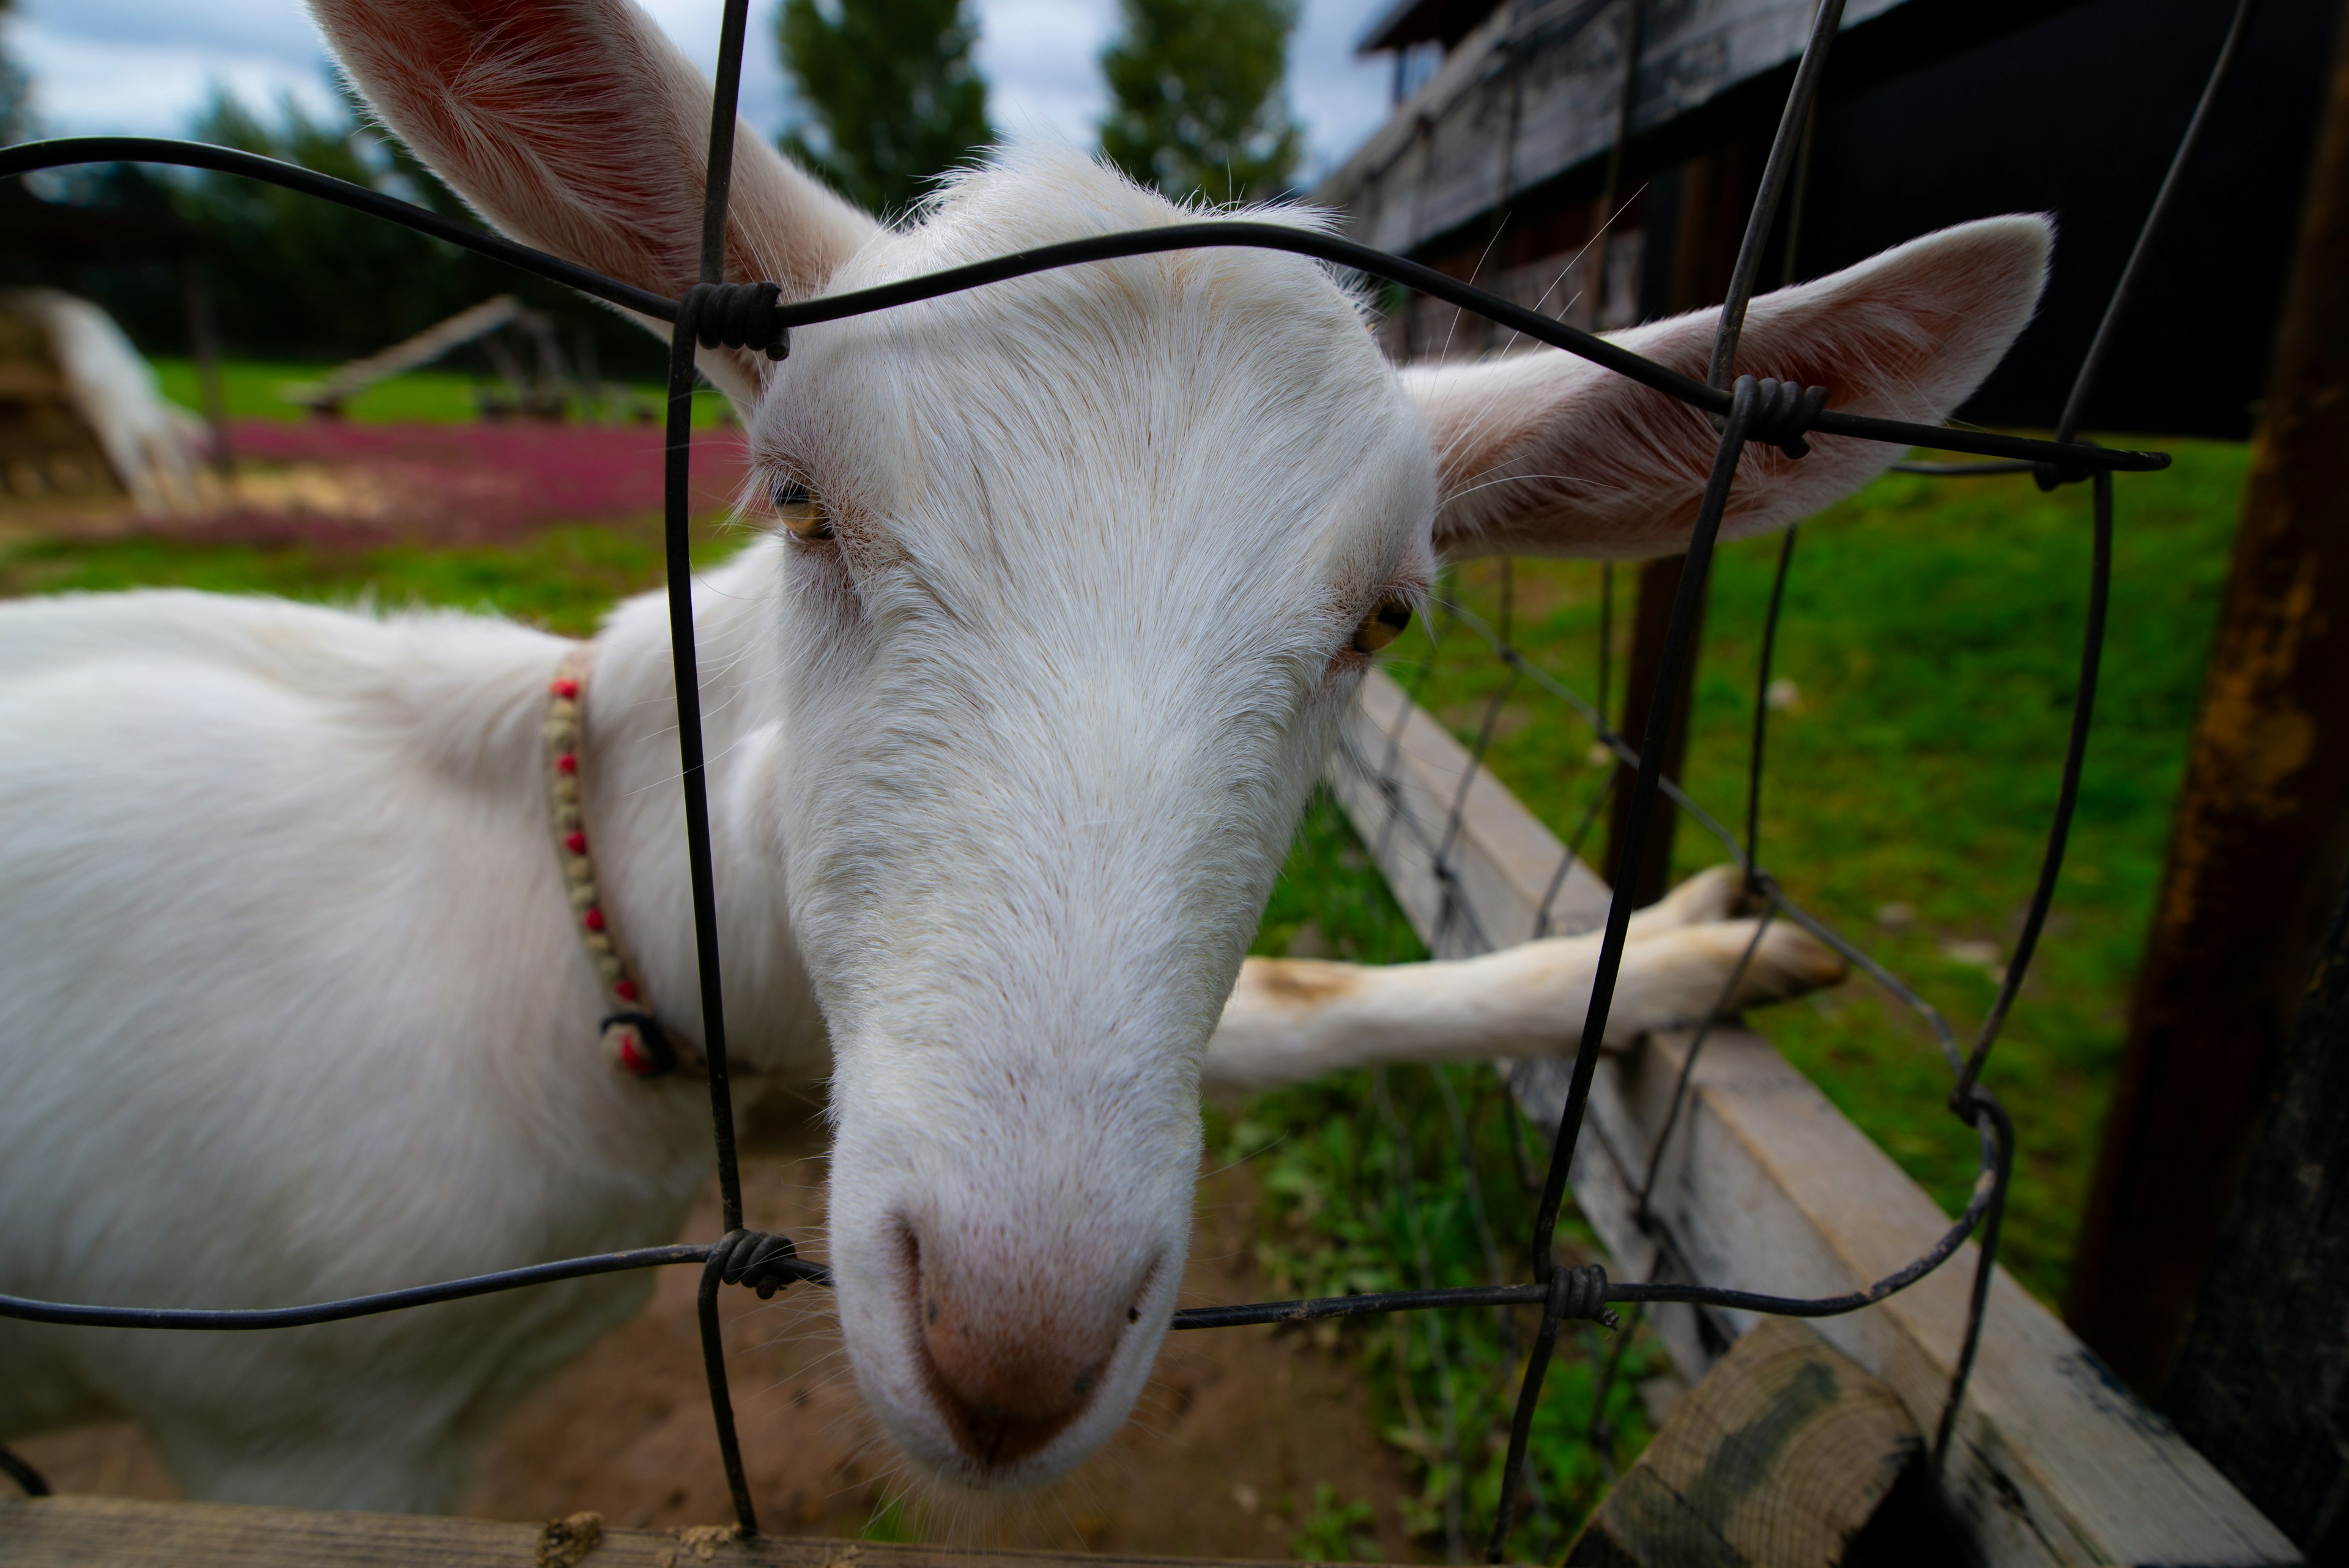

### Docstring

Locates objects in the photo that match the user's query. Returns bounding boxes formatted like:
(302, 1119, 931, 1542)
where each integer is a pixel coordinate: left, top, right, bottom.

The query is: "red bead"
(551, 678, 578, 699)
(556, 753, 577, 775)
(564, 831, 587, 854)
(618, 1031, 650, 1074)
(583, 907, 606, 932)
(614, 978, 639, 1001)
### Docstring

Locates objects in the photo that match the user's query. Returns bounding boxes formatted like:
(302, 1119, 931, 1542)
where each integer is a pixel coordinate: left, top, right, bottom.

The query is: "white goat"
(0, 0, 2051, 1512)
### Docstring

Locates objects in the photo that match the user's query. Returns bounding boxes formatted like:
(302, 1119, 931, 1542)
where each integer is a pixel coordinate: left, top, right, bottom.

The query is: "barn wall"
(1798, 0, 2337, 437)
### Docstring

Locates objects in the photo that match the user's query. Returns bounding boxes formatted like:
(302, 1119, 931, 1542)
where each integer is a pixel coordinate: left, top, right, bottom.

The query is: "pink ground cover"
(195, 420, 759, 547)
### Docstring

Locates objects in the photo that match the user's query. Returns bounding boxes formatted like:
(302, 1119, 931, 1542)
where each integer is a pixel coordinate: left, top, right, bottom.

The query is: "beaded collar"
(545, 650, 699, 1080)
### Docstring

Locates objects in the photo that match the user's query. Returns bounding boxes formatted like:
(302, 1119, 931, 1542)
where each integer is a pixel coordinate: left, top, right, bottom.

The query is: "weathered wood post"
(2065, 0, 2349, 1398)
(2161, 866, 2349, 1560)
(1605, 147, 1755, 904)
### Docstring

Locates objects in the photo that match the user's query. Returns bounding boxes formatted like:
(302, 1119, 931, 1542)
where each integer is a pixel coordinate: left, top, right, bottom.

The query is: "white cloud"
(972, 0, 1113, 146)
(14, 20, 342, 138)
(1292, 0, 1395, 181)
(9, 0, 1398, 185)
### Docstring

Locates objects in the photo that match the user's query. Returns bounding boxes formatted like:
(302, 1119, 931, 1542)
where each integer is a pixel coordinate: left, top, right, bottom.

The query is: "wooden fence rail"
(1327, 669, 2297, 1566)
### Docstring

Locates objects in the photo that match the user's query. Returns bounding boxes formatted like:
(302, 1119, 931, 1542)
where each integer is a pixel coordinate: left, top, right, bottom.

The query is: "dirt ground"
(15, 1120, 1428, 1561)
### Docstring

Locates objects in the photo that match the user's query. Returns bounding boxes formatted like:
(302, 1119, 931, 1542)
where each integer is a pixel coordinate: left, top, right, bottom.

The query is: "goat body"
(0, 0, 2054, 1508)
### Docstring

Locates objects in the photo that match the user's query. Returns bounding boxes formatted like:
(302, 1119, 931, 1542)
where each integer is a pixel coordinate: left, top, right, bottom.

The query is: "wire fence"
(0, 0, 2249, 1554)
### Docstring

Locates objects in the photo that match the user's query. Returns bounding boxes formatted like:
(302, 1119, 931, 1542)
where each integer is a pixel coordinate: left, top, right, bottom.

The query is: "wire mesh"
(0, 0, 2252, 1553)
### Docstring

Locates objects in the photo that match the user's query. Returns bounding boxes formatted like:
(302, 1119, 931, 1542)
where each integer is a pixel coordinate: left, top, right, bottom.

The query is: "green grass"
(150, 355, 738, 428)
(1380, 440, 2246, 1305)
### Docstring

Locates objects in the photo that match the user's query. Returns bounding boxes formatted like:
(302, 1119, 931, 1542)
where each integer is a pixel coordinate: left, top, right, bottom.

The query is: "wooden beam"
(0, 1495, 1298, 1568)
(1604, 554, 1700, 910)
(1315, 0, 1910, 257)
(2161, 867, 2349, 1559)
(1327, 669, 2298, 1565)
(2065, 0, 2349, 1399)
(1562, 1317, 1919, 1567)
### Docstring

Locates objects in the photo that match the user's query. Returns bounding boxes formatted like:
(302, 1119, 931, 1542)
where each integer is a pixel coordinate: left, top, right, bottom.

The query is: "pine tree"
(1098, 0, 1303, 206)
(776, 0, 993, 218)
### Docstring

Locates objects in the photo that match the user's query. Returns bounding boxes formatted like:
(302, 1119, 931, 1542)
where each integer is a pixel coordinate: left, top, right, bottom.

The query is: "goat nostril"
(1127, 1306, 1139, 1324)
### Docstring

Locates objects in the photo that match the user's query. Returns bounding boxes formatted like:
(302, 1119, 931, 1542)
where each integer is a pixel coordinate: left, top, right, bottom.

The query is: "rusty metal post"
(2065, 0, 2349, 1397)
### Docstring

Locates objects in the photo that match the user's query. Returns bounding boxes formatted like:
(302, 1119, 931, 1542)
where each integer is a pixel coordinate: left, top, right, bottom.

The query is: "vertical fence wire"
(671, 0, 760, 1533)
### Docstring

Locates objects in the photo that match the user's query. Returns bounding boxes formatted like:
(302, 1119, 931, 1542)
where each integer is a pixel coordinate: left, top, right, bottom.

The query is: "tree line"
(1, 0, 1305, 364)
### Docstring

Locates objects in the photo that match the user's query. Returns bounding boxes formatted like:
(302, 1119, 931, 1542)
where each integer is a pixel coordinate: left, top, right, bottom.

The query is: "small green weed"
(859, 1492, 917, 1542)
(1291, 1482, 1381, 1561)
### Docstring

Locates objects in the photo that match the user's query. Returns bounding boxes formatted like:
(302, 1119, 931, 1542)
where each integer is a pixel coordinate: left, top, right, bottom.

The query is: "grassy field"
(0, 430, 2247, 1559)
(1375, 443, 2246, 1305)
(149, 355, 737, 428)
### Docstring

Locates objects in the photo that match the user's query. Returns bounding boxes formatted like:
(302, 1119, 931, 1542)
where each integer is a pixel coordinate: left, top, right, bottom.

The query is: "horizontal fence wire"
(0, 0, 2247, 1547)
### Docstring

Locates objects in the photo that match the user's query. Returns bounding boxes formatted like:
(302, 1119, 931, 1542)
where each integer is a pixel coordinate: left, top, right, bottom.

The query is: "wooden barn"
(1318, 0, 2334, 435)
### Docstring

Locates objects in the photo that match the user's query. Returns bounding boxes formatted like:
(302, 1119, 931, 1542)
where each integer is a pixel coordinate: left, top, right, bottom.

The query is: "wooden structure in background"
(1563, 1318, 1918, 1567)
(2066, 0, 2349, 1402)
(1329, 670, 2296, 1564)
(0, 301, 123, 499)
(0, 186, 231, 471)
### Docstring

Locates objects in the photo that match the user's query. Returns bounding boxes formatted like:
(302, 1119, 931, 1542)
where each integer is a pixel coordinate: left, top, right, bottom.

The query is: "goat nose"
(912, 1245, 1134, 1468)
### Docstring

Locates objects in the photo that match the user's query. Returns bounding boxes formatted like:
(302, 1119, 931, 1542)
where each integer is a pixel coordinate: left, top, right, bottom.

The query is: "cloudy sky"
(9, 0, 1397, 184)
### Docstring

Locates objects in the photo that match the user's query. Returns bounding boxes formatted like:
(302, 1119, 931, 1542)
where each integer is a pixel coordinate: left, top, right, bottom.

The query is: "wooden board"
(1562, 1318, 1917, 1567)
(0, 1495, 1314, 1568)
(1326, 669, 2300, 1566)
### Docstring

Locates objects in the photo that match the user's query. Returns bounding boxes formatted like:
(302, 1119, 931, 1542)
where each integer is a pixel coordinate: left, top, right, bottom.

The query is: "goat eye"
(1352, 596, 1413, 654)
(771, 479, 833, 541)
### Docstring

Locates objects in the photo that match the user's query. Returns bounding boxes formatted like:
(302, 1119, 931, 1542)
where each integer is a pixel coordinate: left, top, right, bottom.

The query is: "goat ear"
(1406, 216, 2052, 562)
(310, 0, 878, 401)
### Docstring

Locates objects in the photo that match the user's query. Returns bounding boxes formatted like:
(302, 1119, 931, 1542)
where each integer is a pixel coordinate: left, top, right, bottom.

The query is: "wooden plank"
(1562, 1317, 1918, 1567)
(2066, 0, 2349, 1400)
(1325, 674, 2300, 1564)
(0, 1495, 1315, 1568)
